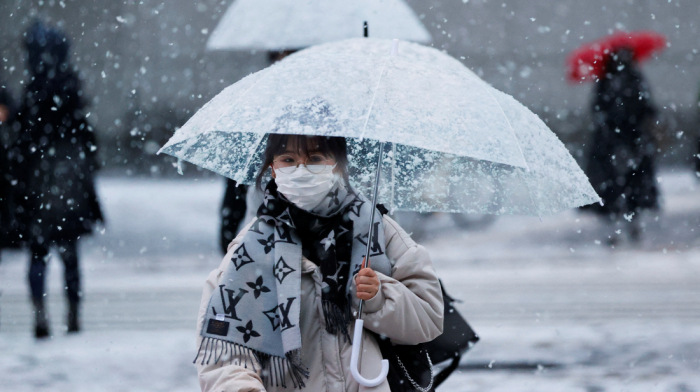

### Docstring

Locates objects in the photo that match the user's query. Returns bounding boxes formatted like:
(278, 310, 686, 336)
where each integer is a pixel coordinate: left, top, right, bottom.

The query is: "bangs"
(267, 134, 339, 158)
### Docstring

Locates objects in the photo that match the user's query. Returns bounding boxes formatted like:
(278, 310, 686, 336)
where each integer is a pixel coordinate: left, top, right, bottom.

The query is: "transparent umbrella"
(206, 0, 431, 51)
(160, 38, 600, 217)
(159, 37, 600, 387)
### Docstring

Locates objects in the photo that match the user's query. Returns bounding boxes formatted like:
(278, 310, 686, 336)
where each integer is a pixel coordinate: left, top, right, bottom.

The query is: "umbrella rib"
(390, 142, 396, 212)
(359, 57, 390, 141)
(483, 89, 542, 217)
(484, 89, 530, 172)
(238, 133, 266, 183)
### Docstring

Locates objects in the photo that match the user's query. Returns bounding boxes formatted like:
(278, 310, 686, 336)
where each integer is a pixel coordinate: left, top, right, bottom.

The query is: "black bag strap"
(433, 353, 461, 389)
(425, 281, 479, 388)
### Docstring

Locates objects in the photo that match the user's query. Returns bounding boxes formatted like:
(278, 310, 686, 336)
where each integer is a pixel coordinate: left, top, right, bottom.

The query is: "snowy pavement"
(1, 170, 699, 391)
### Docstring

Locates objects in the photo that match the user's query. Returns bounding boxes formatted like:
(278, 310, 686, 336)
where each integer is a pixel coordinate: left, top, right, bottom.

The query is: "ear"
(270, 166, 276, 179)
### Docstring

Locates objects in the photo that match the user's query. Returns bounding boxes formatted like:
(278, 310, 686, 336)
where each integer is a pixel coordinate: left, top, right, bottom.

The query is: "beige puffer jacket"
(195, 216, 444, 392)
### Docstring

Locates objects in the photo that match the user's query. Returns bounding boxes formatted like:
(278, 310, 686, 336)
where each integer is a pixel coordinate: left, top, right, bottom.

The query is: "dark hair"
(603, 48, 636, 78)
(255, 134, 350, 191)
(25, 20, 70, 76)
(267, 50, 298, 65)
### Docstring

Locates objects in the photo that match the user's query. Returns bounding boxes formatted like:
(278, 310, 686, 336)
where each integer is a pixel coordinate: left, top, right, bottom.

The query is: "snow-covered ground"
(1, 170, 699, 391)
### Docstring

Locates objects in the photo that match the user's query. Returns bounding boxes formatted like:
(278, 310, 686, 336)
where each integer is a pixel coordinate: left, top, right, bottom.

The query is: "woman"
(583, 49, 659, 244)
(14, 21, 103, 337)
(195, 135, 444, 391)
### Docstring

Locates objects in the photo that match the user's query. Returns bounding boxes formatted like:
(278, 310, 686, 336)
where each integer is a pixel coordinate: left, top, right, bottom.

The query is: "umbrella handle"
(350, 319, 389, 387)
(351, 141, 389, 386)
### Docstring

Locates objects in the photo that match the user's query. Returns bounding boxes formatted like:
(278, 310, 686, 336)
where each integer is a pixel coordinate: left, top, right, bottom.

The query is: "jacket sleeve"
(352, 216, 444, 345)
(195, 221, 266, 392)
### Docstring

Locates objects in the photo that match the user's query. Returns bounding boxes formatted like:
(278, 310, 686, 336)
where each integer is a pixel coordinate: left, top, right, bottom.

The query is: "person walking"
(1, 78, 17, 252)
(583, 49, 659, 244)
(14, 21, 103, 338)
(219, 179, 248, 254)
(219, 50, 297, 254)
(196, 134, 444, 391)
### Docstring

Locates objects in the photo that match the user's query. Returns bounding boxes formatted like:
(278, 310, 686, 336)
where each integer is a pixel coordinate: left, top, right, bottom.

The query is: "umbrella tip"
(390, 39, 399, 56)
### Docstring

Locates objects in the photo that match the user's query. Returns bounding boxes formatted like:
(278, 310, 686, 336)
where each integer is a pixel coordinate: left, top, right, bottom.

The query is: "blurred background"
(2, 0, 699, 171)
(1, 1, 699, 391)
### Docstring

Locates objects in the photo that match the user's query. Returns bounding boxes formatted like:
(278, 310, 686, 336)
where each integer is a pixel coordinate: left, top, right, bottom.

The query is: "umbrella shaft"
(358, 141, 385, 319)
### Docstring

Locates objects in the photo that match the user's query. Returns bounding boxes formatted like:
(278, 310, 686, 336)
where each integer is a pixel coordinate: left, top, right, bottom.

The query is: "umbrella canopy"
(206, 0, 431, 51)
(160, 38, 599, 216)
(567, 30, 667, 82)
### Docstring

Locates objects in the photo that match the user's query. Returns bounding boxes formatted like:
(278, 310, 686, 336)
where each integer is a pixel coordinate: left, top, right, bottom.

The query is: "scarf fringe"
(322, 300, 353, 342)
(194, 337, 310, 389)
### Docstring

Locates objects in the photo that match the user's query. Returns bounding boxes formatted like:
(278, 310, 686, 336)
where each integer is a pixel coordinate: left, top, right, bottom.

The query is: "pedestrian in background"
(219, 179, 248, 254)
(583, 49, 659, 244)
(219, 50, 297, 254)
(1, 78, 17, 253)
(14, 21, 103, 338)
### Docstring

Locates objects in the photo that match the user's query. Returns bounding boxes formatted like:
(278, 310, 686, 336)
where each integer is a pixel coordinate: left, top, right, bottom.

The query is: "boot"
(33, 298, 50, 339)
(67, 300, 80, 333)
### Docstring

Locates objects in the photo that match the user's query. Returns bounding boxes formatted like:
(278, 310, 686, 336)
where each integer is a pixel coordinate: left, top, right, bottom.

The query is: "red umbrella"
(567, 30, 667, 83)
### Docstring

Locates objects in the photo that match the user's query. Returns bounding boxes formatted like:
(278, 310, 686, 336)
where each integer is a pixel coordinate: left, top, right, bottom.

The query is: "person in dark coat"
(1, 79, 18, 252)
(218, 50, 298, 254)
(583, 49, 659, 244)
(219, 179, 248, 254)
(14, 21, 103, 338)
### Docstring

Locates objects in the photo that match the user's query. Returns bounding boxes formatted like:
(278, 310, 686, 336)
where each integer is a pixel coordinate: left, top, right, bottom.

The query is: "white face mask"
(274, 164, 339, 211)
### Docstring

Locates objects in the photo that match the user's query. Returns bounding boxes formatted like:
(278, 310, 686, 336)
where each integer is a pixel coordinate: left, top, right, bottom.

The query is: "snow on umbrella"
(567, 30, 667, 82)
(206, 0, 431, 51)
(160, 38, 600, 217)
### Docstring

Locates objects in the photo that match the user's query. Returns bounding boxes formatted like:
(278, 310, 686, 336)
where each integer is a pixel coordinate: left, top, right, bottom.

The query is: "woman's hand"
(355, 258, 380, 301)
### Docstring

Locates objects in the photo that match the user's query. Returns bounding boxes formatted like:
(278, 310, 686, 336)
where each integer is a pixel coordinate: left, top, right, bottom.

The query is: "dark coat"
(0, 81, 18, 248)
(220, 180, 248, 254)
(13, 22, 103, 244)
(584, 51, 659, 217)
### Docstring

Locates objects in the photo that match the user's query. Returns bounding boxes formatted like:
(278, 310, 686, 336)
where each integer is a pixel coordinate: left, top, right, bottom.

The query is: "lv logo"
(278, 297, 296, 331)
(275, 225, 297, 245)
(213, 285, 248, 321)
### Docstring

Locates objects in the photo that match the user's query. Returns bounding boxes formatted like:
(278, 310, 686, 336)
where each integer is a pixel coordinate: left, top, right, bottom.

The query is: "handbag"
(373, 335, 434, 392)
(373, 206, 479, 390)
(373, 280, 479, 391)
(423, 281, 479, 387)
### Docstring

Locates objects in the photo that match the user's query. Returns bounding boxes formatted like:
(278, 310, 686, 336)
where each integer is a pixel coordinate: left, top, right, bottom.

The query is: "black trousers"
(29, 239, 81, 304)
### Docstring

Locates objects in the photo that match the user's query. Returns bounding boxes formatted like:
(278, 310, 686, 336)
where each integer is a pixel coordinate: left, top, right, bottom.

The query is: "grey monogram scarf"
(197, 179, 392, 388)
